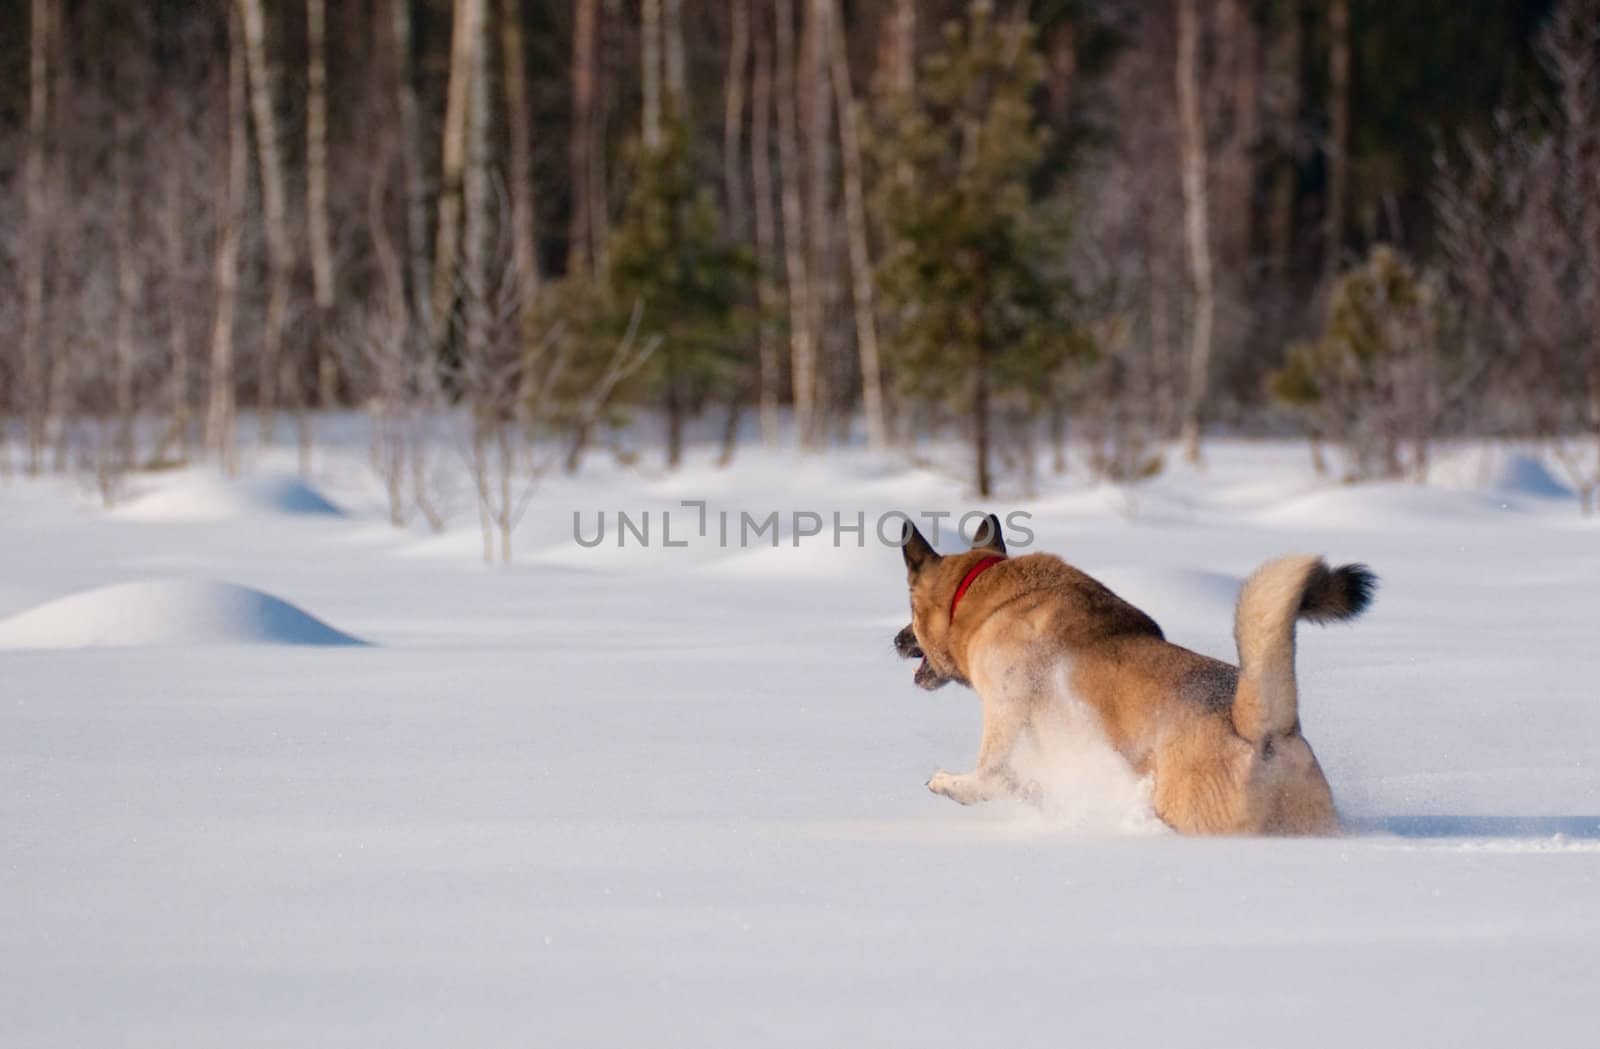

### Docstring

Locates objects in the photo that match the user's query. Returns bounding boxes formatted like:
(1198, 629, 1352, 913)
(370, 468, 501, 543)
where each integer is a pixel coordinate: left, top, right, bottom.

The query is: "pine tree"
(876, 5, 1089, 496)
(608, 122, 754, 467)
(1270, 245, 1456, 481)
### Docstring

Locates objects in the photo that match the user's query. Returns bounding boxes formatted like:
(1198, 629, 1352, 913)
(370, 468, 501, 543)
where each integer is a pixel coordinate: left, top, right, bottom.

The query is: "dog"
(892, 515, 1374, 835)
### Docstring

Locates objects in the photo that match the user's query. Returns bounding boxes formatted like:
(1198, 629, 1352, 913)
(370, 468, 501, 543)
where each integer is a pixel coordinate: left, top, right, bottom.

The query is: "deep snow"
(3, 434, 1598, 1047)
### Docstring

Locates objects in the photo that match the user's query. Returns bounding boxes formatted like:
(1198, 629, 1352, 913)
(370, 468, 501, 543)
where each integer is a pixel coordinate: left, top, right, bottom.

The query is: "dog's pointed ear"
(901, 520, 940, 575)
(973, 513, 1006, 555)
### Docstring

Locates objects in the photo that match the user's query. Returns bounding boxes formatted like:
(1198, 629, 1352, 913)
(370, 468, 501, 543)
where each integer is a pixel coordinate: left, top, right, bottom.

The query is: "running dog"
(892, 515, 1374, 835)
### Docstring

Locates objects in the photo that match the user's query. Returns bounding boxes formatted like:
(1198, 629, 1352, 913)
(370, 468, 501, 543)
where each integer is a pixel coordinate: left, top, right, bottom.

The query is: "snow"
(114, 470, 344, 521)
(0, 579, 366, 650)
(3, 432, 1599, 1047)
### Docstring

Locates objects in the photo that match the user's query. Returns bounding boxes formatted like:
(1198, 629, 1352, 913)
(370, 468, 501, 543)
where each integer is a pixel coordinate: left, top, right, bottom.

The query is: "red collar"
(949, 555, 1005, 622)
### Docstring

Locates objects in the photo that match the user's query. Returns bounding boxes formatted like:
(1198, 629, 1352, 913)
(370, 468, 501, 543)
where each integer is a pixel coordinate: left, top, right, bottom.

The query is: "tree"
(1174, 0, 1216, 465)
(608, 125, 754, 467)
(307, 0, 339, 411)
(1434, 0, 1600, 510)
(235, 0, 294, 443)
(21, 0, 55, 474)
(206, 4, 249, 476)
(748, 0, 783, 446)
(828, 0, 886, 450)
(1269, 245, 1459, 482)
(569, 0, 601, 274)
(1325, 0, 1351, 281)
(877, 4, 1090, 497)
(389, 0, 432, 333)
(773, 0, 815, 443)
(801, 0, 836, 442)
(500, 0, 541, 344)
(431, 0, 487, 351)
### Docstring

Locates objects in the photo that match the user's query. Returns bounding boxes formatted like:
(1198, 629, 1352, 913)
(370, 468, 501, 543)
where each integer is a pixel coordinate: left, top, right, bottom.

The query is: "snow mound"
(116, 473, 343, 522)
(0, 579, 367, 650)
(1482, 454, 1572, 499)
(1429, 448, 1574, 499)
(1255, 482, 1505, 529)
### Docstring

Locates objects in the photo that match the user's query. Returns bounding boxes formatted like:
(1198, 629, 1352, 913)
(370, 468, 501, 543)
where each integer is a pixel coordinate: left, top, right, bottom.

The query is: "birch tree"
(431, 0, 487, 349)
(828, 0, 886, 450)
(236, 0, 294, 441)
(206, 6, 249, 476)
(500, 0, 541, 341)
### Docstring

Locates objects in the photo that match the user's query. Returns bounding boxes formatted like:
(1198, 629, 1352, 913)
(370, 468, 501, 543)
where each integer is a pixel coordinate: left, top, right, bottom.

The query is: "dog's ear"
(901, 520, 940, 575)
(972, 513, 1006, 555)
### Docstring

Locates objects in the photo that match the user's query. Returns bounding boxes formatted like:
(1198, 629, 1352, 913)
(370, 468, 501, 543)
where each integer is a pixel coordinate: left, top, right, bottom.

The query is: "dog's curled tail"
(1230, 556, 1376, 742)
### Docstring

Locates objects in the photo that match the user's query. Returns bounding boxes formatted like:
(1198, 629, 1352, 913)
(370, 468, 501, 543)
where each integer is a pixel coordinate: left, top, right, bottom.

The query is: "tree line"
(0, 0, 1596, 515)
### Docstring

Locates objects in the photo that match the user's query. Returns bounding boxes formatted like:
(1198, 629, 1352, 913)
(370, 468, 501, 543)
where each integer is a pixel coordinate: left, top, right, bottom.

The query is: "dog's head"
(892, 514, 1006, 691)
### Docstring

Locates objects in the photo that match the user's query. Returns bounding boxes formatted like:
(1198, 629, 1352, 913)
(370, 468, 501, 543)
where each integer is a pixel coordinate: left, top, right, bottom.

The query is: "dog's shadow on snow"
(1351, 814, 1600, 840)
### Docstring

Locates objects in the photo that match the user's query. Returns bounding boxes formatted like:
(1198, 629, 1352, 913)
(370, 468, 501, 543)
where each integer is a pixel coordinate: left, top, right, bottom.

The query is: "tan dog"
(892, 515, 1374, 835)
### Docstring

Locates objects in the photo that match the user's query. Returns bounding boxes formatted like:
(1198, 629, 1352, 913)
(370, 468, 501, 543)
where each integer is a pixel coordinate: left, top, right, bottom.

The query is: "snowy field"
(4, 427, 1599, 1047)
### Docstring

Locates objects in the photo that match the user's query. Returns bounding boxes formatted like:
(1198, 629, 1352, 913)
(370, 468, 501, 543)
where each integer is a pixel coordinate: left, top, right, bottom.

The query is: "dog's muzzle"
(894, 624, 949, 691)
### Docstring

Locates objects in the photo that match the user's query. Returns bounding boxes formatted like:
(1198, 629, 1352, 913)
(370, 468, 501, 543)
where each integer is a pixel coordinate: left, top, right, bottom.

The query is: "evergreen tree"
(607, 121, 754, 467)
(1270, 245, 1459, 481)
(876, 4, 1090, 496)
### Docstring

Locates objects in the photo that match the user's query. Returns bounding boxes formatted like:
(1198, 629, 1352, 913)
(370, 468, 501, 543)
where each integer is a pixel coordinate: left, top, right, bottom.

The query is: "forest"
(0, 0, 1597, 513)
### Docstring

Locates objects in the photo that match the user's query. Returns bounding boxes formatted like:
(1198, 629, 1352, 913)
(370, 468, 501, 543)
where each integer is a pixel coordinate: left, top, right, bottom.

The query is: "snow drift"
(116, 473, 343, 522)
(0, 579, 367, 650)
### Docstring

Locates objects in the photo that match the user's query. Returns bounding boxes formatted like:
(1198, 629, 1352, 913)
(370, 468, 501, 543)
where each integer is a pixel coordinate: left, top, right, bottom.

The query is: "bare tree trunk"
(432, 0, 487, 348)
(390, 0, 432, 329)
(1213, 0, 1258, 273)
(461, 0, 491, 366)
(163, 168, 192, 463)
(463, 6, 495, 560)
(236, 0, 294, 443)
(774, 0, 815, 442)
(501, 0, 541, 331)
(1264, 0, 1301, 285)
(1175, 0, 1216, 465)
(207, 7, 248, 476)
(1325, 0, 1349, 281)
(113, 104, 139, 470)
(499, 427, 514, 563)
(801, 0, 834, 444)
(750, 0, 781, 446)
(893, 0, 915, 98)
(881, 0, 915, 444)
(666, 382, 685, 467)
(307, 0, 338, 410)
(592, 0, 619, 271)
(975, 334, 992, 498)
(642, 0, 662, 148)
(21, 0, 52, 475)
(44, 0, 71, 473)
(664, 0, 687, 119)
(827, 0, 885, 450)
(569, 0, 599, 272)
(724, 0, 750, 239)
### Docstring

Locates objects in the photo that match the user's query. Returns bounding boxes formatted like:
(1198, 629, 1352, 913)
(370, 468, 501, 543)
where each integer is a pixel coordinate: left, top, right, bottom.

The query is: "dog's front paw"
(927, 769, 976, 805)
